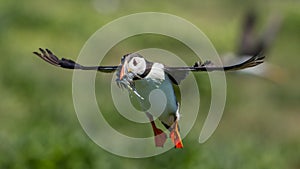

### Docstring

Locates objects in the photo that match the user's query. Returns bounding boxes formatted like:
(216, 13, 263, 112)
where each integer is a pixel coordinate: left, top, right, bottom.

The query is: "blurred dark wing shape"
(238, 10, 257, 56)
(238, 11, 282, 56)
(33, 48, 118, 73)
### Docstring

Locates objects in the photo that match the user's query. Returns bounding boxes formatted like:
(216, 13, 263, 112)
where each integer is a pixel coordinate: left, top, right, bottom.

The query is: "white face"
(127, 56, 146, 75)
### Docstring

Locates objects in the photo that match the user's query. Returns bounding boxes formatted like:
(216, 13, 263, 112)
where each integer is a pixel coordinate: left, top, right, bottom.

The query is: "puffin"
(33, 48, 264, 148)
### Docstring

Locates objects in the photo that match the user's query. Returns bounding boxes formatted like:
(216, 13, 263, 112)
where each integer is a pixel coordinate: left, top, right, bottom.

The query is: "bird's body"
(33, 48, 264, 148)
(129, 75, 183, 148)
(130, 76, 178, 125)
(115, 54, 184, 147)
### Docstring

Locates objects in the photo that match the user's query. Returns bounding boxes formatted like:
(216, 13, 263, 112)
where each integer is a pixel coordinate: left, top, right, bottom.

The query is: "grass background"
(1, 0, 300, 168)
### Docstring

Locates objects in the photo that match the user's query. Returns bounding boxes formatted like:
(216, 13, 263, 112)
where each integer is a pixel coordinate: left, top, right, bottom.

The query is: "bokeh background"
(1, 0, 300, 168)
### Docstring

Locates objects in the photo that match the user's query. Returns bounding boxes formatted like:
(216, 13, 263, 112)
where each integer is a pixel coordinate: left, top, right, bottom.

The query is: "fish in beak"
(116, 61, 144, 100)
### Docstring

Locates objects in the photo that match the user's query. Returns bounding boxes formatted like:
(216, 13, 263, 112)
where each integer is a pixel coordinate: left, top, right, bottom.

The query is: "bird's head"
(117, 53, 147, 81)
(116, 53, 148, 88)
(115, 53, 149, 99)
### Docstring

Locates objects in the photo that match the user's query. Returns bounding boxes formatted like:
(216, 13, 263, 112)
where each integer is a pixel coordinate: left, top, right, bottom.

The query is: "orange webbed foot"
(169, 121, 183, 148)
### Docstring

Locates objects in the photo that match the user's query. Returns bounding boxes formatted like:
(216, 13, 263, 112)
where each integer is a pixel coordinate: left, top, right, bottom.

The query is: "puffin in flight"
(33, 48, 264, 148)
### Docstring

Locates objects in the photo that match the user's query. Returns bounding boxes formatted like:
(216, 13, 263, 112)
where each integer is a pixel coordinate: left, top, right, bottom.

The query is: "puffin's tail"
(170, 121, 183, 148)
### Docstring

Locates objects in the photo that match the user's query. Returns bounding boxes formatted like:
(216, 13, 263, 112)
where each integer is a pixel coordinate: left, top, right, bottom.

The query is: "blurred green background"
(1, 0, 300, 168)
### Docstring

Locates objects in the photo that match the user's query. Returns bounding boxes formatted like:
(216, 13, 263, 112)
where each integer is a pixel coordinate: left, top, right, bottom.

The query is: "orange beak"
(119, 64, 125, 80)
(119, 61, 130, 80)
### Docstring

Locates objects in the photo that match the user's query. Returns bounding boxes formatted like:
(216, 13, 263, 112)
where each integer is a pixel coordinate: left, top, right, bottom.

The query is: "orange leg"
(145, 112, 167, 147)
(169, 121, 183, 148)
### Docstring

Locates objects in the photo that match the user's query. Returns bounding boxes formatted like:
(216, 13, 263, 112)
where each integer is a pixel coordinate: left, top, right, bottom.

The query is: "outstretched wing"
(164, 53, 265, 84)
(33, 48, 118, 73)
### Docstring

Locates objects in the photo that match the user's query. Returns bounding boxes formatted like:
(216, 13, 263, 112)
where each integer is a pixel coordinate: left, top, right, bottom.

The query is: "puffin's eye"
(133, 59, 137, 66)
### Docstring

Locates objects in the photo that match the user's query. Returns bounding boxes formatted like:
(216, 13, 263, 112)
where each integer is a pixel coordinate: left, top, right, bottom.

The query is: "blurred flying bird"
(222, 10, 286, 83)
